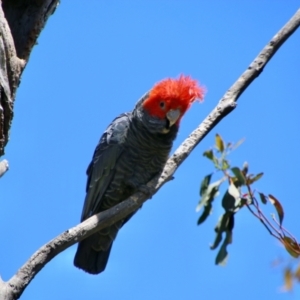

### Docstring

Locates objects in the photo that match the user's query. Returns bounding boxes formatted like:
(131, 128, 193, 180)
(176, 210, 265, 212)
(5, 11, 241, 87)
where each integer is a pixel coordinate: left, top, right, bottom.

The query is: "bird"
(74, 75, 205, 274)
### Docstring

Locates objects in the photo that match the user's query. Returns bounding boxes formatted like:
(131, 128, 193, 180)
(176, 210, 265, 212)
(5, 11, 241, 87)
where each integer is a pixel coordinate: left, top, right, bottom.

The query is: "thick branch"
(2, 8, 300, 300)
(2, 0, 59, 61)
(0, 0, 59, 156)
(0, 2, 24, 156)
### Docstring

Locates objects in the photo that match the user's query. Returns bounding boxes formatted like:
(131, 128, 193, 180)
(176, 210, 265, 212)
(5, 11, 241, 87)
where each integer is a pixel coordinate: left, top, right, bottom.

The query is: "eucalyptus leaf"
(258, 192, 267, 204)
(203, 150, 214, 160)
(197, 204, 213, 225)
(242, 161, 248, 175)
(196, 177, 225, 213)
(200, 174, 212, 196)
(210, 212, 233, 249)
(248, 172, 264, 184)
(222, 182, 241, 212)
(269, 194, 284, 226)
(231, 167, 246, 185)
(222, 159, 230, 170)
(215, 134, 225, 153)
(282, 236, 300, 258)
(215, 230, 232, 266)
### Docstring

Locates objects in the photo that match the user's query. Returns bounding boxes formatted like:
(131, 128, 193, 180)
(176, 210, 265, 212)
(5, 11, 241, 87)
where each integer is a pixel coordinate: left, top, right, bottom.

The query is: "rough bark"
(0, 7, 299, 300)
(0, 0, 59, 157)
(0, 0, 59, 298)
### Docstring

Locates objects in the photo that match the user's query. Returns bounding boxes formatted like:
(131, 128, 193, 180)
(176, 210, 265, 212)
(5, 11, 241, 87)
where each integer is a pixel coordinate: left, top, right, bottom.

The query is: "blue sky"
(1, 1, 300, 299)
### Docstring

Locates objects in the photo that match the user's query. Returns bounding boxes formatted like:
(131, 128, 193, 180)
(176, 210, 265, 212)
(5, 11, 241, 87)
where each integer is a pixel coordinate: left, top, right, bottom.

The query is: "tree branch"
(1, 8, 300, 300)
(2, 0, 59, 61)
(0, 2, 24, 156)
(0, 0, 59, 157)
(0, 158, 8, 177)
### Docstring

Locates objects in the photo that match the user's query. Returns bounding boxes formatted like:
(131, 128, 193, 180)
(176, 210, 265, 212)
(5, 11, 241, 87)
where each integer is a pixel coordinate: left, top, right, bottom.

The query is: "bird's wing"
(80, 113, 131, 221)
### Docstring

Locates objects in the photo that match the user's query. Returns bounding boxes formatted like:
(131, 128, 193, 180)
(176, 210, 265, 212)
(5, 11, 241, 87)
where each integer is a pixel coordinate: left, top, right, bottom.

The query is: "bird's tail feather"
(74, 234, 113, 275)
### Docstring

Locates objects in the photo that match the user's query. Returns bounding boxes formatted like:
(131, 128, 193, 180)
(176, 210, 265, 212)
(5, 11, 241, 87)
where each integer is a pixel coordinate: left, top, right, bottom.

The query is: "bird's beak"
(166, 109, 181, 127)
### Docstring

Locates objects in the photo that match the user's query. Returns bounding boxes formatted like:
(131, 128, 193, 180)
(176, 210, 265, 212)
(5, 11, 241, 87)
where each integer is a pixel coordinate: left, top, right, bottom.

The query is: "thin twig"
(3, 8, 300, 300)
(250, 194, 283, 237)
(245, 204, 280, 240)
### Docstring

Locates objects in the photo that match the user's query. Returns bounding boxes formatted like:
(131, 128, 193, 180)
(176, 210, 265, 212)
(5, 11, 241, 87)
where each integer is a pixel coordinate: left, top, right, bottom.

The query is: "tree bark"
(0, 0, 59, 157)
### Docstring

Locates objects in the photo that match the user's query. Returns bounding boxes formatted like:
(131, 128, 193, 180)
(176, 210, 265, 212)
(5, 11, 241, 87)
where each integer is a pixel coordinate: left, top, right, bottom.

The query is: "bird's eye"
(159, 101, 165, 109)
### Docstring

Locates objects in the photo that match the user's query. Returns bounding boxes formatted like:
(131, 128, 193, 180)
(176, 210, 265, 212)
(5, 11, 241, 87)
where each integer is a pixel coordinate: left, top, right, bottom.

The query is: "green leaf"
(222, 191, 236, 212)
(215, 230, 232, 266)
(242, 162, 248, 175)
(231, 167, 246, 185)
(211, 234, 223, 251)
(269, 194, 284, 226)
(203, 150, 214, 160)
(222, 180, 241, 212)
(221, 159, 230, 170)
(227, 212, 234, 231)
(240, 197, 251, 206)
(228, 180, 240, 200)
(258, 192, 267, 204)
(248, 172, 264, 184)
(196, 178, 225, 213)
(215, 134, 225, 152)
(210, 212, 233, 249)
(200, 174, 212, 196)
(197, 203, 213, 225)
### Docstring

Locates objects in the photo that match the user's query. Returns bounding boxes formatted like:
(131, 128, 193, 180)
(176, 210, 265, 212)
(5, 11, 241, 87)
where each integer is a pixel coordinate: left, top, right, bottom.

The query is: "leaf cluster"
(197, 134, 300, 271)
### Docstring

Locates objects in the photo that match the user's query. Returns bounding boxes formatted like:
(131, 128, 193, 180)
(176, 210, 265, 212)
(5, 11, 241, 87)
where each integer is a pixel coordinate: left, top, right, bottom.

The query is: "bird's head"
(140, 75, 205, 134)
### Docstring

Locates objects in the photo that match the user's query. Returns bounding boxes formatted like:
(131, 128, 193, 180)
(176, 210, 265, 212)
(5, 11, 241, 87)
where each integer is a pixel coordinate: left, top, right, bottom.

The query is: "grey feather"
(74, 95, 178, 274)
(81, 113, 131, 220)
